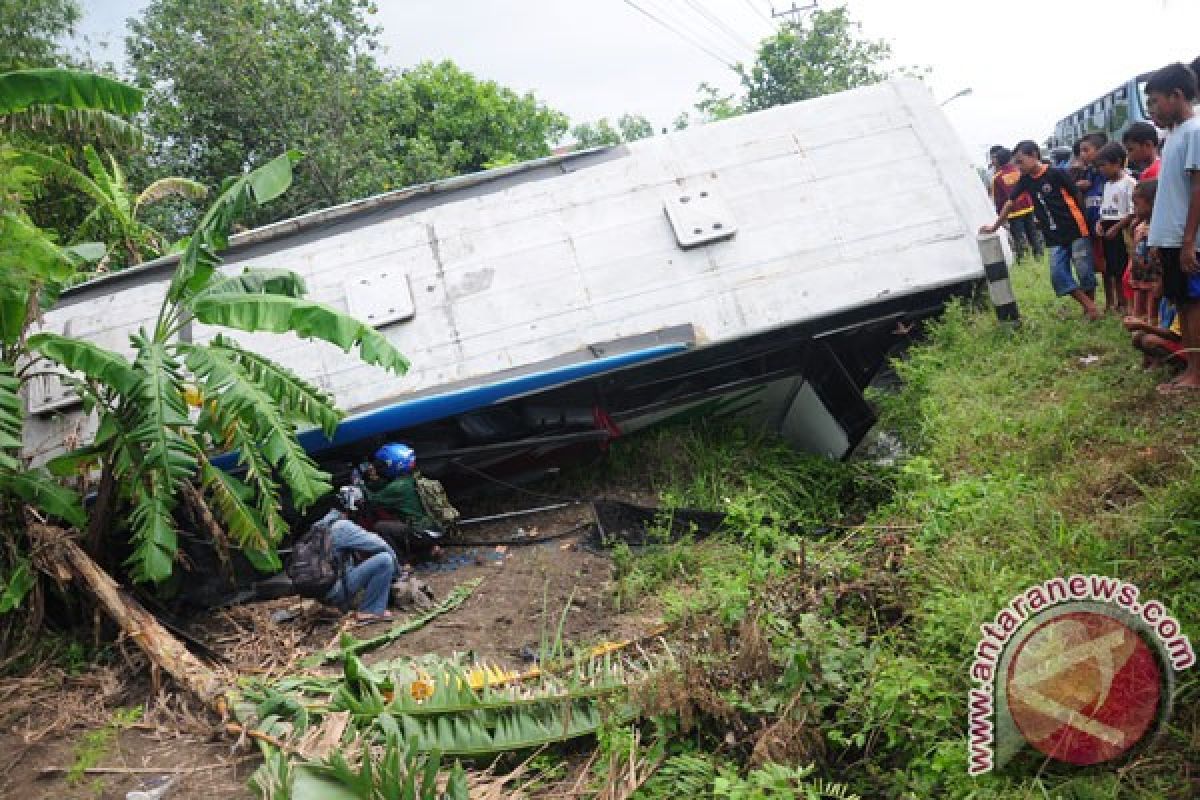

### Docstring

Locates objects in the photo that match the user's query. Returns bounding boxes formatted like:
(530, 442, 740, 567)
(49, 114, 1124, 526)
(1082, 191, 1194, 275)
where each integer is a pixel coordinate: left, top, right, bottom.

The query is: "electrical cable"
(623, 0, 737, 69)
(679, 0, 757, 54)
(647, 0, 747, 63)
(448, 457, 586, 504)
(744, 0, 774, 26)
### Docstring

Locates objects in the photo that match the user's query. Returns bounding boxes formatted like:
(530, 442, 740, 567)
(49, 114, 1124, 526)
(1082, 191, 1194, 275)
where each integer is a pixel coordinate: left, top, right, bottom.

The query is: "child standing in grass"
(1127, 180, 1159, 323)
(1078, 133, 1110, 281)
(1146, 62, 1200, 394)
(981, 141, 1099, 320)
(1095, 143, 1136, 315)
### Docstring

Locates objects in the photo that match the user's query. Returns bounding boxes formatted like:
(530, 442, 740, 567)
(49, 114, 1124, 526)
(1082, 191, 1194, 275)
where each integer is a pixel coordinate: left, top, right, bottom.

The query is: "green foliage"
(255, 649, 640, 748)
(376, 60, 569, 182)
(571, 113, 655, 148)
(263, 737, 468, 800)
(15, 143, 205, 269)
(0, 68, 142, 116)
(738, 8, 894, 112)
(66, 706, 143, 785)
(713, 763, 858, 800)
(127, 0, 391, 225)
(0, 68, 138, 545)
(31, 153, 408, 582)
(127, 2, 567, 229)
(0, 557, 35, 613)
(854, 262, 1200, 795)
(0, 0, 81, 72)
(694, 6, 914, 120)
(634, 752, 716, 798)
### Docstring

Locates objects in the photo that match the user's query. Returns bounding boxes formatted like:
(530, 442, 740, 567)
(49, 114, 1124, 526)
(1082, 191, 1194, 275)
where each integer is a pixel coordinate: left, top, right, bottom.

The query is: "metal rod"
(457, 501, 579, 527)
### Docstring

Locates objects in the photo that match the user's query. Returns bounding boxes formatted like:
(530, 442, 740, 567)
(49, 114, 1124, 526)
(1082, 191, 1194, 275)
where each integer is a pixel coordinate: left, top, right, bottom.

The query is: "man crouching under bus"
(308, 488, 401, 622)
(354, 443, 447, 559)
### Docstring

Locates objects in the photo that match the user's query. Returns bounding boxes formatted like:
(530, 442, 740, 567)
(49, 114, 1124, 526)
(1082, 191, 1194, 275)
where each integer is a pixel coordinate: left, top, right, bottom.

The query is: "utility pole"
(771, 1, 817, 23)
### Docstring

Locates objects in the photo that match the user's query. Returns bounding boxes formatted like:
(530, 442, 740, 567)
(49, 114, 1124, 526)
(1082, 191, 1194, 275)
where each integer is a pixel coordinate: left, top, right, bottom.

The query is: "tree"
(126, 3, 569, 228)
(127, 0, 398, 225)
(0, 0, 81, 71)
(29, 152, 408, 583)
(374, 60, 568, 184)
(694, 6, 905, 119)
(571, 113, 655, 148)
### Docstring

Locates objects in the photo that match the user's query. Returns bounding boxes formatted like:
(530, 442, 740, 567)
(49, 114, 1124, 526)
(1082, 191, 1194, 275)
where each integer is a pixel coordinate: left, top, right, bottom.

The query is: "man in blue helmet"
(358, 443, 443, 557)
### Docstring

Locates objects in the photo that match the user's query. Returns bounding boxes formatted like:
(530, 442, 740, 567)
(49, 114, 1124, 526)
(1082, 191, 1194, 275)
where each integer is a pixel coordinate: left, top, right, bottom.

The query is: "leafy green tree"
(127, 3, 568, 229)
(694, 6, 907, 119)
(127, 0, 398, 225)
(0, 0, 81, 71)
(571, 118, 622, 149)
(571, 113, 655, 148)
(375, 61, 568, 184)
(29, 152, 409, 583)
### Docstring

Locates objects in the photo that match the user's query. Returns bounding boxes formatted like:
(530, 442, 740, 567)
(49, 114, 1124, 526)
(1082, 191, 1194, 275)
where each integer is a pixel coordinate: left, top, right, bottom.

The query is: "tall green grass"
(605, 258, 1198, 798)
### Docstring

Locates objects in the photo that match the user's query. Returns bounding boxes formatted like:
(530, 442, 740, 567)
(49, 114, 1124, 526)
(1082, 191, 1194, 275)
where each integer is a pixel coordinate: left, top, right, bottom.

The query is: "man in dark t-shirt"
(981, 140, 1100, 321)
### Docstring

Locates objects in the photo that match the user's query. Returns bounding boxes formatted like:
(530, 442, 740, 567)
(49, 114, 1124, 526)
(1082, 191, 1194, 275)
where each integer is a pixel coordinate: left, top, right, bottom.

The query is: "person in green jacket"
(359, 442, 443, 558)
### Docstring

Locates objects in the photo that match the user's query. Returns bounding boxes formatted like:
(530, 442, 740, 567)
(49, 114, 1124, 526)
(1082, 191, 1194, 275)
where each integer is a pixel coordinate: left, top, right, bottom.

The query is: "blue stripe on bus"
(210, 343, 688, 470)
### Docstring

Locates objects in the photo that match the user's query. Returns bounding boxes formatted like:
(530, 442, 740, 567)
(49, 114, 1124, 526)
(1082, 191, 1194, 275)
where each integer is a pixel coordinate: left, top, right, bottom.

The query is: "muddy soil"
(1, 502, 663, 799)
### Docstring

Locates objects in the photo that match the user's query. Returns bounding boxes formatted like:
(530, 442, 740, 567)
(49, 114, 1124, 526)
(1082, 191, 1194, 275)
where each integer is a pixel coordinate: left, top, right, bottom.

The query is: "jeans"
(1008, 214, 1044, 260)
(1049, 239, 1097, 296)
(324, 518, 398, 614)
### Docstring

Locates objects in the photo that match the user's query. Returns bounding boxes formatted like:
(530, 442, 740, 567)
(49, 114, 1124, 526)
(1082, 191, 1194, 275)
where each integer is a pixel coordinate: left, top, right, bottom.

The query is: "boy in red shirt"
(990, 145, 1043, 262)
(1122, 122, 1161, 180)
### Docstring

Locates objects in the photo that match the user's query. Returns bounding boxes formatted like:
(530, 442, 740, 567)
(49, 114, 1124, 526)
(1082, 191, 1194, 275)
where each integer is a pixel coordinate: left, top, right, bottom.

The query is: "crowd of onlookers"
(980, 58, 1200, 396)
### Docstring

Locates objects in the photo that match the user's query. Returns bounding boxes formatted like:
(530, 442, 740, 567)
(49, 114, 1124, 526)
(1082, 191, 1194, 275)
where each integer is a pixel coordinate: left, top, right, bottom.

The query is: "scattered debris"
(303, 578, 482, 666)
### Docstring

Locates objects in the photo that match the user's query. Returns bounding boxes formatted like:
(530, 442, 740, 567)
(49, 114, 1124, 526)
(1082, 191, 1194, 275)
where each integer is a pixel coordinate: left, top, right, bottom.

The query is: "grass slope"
(862, 258, 1199, 796)
(595, 257, 1198, 799)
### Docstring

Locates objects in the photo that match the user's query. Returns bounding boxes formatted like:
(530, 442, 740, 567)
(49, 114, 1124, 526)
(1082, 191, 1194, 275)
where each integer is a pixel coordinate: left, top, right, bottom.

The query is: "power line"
(744, 0, 775, 28)
(680, 0, 758, 55)
(623, 0, 737, 68)
(650, 0, 748, 63)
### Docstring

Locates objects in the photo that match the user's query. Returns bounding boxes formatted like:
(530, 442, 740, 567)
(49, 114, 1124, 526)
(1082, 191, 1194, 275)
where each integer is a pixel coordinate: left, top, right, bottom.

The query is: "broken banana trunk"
(29, 522, 230, 712)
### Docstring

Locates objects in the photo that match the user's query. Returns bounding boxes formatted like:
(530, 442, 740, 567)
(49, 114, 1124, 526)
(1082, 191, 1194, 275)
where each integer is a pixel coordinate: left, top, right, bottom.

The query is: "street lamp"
(941, 87, 974, 107)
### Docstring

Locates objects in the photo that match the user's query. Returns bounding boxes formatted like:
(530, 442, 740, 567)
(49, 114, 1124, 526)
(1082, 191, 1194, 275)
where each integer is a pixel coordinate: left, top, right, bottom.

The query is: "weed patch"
(591, 260, 1198, 799)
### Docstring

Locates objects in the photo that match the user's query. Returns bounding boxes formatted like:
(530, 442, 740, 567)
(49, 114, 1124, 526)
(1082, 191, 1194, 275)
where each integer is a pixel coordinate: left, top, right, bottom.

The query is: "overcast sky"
(77, 0, 1200, 165)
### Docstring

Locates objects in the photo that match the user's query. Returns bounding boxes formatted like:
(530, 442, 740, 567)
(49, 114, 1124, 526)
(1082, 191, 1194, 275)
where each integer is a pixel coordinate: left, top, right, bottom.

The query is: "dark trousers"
(1008, 214, 1044, 260)
(375, 519, 437, 559)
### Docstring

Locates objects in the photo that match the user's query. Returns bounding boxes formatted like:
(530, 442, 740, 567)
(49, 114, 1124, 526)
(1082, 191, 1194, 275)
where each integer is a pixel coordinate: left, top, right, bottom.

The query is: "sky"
(76, 0, 1200, 166)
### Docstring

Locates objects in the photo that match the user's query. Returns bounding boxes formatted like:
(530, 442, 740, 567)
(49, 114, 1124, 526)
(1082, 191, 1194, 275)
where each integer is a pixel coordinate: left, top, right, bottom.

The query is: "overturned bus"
(22, 79, 1004, 485)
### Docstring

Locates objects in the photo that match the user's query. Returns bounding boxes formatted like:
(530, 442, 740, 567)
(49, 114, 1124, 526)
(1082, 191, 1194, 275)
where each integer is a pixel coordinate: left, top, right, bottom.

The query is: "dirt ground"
(0, 501, 664, 799)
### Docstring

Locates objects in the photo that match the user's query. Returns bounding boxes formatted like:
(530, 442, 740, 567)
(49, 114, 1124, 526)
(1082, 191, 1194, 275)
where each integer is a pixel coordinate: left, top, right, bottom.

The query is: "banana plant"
(16, 144, 206, 266)
(27, 151, 408, 583)
(0, 68, 144, 149)
(0, 69, 140, 621)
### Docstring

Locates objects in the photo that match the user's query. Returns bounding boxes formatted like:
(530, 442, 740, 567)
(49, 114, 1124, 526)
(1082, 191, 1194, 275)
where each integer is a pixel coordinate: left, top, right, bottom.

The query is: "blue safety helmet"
(374, 442, 416, 478)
